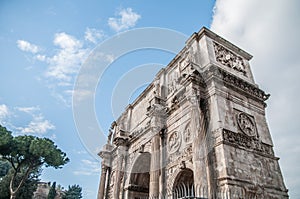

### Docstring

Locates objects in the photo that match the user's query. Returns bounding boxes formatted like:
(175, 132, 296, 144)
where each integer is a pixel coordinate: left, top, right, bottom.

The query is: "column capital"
(113, 129, 130, 147)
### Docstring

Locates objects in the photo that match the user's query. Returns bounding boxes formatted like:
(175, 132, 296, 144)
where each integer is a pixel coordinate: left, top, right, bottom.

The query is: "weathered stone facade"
(97, 27, 288, 199)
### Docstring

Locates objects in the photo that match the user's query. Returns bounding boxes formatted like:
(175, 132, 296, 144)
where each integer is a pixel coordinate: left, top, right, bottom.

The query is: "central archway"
(127, 152, 151, 199)
(172, 168, 195, 198)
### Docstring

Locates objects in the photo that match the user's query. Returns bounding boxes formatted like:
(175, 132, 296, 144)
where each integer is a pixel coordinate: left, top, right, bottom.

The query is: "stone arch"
(172, 168, 195, 198)
(167, 162, 195, 198)
(126, 152, 151, 198)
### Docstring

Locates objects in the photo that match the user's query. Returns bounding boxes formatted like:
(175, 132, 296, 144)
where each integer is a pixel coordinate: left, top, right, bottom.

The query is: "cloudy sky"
(0, 0, 299, 198)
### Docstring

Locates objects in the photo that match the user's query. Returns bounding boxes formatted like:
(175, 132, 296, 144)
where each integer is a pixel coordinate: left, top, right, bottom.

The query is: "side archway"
(172, 168, 195, 198)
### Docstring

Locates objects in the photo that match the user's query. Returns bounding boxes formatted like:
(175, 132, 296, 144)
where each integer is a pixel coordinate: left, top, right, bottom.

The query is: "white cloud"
(211, 0, 300, 197)
(17, 114, 55, 134)
(108, 8, 141, 32)
(35, 54, 46, 61)
(17, 40, 40, 54)
(73, 89, 93, 104)
(84, 28, 105, 44)
(15, 106, 40, 115)
(45, 32, 89, 82)
(103, 53, 115, 64)
(49, 134, 57, 140)
(73, 159, 100, 176)
(75, 150, 88, 155)
(16, 29, 113, 108)
(53, 32, 82, 50)
(16, 28, 110, 107)
(0, 104, 55, 135)
(50, 90, 72, 108)
(0, 104, 10, 124)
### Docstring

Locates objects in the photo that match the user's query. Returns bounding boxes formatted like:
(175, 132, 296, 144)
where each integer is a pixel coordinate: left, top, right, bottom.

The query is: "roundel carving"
(168, 131, 181, 154)
(237, 112, 256, 137)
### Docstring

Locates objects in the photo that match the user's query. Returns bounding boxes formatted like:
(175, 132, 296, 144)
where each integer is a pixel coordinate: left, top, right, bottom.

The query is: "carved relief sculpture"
(168, 131, 181, 154)
(237, 112, 257, 137)
(184, 126, 191, 143)
(213, 42, 246, 75)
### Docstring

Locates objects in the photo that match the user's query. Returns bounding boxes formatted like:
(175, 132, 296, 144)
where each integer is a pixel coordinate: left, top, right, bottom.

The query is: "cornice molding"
(203, 65, 270, 102)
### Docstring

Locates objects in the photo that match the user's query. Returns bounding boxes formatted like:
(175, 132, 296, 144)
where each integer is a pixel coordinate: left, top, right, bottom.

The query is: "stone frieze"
(222, 129, 273, 156)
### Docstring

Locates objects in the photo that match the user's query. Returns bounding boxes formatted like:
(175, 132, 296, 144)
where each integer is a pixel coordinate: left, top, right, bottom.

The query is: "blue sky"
(0, 0, 299, 198)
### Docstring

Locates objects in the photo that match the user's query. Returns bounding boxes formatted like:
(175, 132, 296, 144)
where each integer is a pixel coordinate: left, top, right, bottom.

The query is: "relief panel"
(213, 42, 246, 75)
(168, 131, 181, 154)
(167, 68, 180, 94)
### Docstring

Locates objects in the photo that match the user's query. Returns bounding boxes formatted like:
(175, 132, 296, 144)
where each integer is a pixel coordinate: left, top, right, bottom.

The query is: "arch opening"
(172, 168, 195, 198)
(128, 152, 151, 199)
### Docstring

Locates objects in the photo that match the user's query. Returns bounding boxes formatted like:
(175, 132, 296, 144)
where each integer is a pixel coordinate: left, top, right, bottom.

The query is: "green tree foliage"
(0, 125, 69, 199)
(0, 160, 10, 177)
(0, 167, 40, 199)
(62, 185, 82, 199)
(47, 181, 57, 199)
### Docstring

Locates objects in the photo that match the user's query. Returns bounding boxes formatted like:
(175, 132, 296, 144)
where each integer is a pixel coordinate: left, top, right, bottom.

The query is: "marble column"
(113, 148, 124, 199)
(104, 167, 111, 199)
(189, 94, 208, 197)
(149, 134, 160, 198)
(97, 164, 108, 199)
(159, 129, 167, 198)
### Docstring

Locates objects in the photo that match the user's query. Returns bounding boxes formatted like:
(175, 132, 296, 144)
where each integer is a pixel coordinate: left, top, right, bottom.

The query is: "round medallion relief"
(237, 112, 256, 137)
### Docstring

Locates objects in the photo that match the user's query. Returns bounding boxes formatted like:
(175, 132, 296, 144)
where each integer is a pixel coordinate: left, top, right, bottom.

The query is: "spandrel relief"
(168, 131, 181, 154)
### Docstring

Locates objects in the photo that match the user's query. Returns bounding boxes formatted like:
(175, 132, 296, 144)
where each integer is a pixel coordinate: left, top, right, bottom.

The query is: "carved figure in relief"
(237, 112, 256, 137)
(232, 57, 245, 72)
(180, 50, 192, 68)
(168, 71, 179, 93)
(186, 50, 193, 63)
(184, 128, 191, 143)
(107, 128, 113, 144)
(213, 42, 246, 75)
(154, 78, 160, 96)
(168, 131, 181, 153)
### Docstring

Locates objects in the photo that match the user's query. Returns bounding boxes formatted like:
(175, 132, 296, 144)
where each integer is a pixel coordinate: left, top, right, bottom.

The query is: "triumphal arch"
(97, 27, 288, 198)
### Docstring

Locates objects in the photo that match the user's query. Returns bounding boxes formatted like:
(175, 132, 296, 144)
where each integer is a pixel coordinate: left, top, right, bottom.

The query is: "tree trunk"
(10, 193, 16, 199)
(9, 166, 32, 199)
(9, 172, 17, 199)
